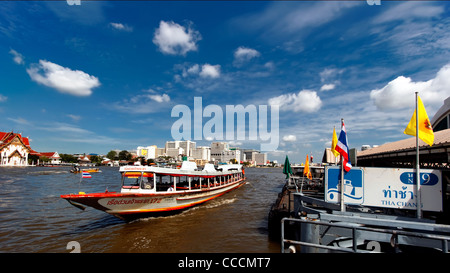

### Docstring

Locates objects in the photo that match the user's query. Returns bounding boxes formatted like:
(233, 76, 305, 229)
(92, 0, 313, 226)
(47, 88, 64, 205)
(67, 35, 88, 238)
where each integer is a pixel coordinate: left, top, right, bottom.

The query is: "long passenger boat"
(61, 162, 246, 220)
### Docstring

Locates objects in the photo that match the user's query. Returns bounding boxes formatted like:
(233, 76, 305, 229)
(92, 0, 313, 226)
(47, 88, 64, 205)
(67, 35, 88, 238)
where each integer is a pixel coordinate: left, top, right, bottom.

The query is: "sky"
(1, 1, 449, 164)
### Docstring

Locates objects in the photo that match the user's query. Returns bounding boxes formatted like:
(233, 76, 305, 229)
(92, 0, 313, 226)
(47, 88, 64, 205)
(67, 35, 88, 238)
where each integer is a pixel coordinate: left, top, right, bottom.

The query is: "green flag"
(282, 155, 292, 179)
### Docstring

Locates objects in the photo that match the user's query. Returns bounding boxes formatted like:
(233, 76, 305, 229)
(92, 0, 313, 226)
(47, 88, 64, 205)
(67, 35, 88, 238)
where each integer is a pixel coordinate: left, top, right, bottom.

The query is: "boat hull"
(61, 178, 246, 220)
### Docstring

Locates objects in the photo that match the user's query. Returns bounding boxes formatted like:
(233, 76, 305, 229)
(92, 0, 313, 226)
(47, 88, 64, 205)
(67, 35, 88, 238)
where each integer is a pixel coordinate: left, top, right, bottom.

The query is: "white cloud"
(66, 114, 81, 122)
(26, 60, 100, 96)
(153, 20, 201, 56)
(370, 63, 450, 110)
(268, 89, 322, 113)
(7, 117, 30, 125)
(372, 2, 444, 24)
(199, 64, 221, 78)
(111, 90, 171, 114)
(232, 2, 359, 53)
(180, 63, 221, 79)
(320, 84, 335, 91)
(233, 47, 260, 65)
(9, 49, 24, 65)
(110, 22, 133, 32)
(41, 122, 122, 145)
(148, 93, 170, 103)
(0, 94, 7, 102)
(282, 135, 296, 142)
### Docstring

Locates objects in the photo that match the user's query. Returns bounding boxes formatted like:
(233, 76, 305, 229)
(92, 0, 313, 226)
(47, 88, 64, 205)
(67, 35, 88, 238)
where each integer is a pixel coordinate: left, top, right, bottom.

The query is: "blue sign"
(399, 172, 439, 186)
(325, 167, 364, 205)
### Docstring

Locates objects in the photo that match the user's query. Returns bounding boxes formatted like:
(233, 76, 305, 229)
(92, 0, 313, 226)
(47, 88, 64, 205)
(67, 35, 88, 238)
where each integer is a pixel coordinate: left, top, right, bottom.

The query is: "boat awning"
(122, 172, 153, 177)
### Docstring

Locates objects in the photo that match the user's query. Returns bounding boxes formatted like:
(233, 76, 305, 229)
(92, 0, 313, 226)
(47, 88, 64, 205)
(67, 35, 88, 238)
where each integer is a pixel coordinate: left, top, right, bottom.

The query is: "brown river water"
(0, 166, 283, 253)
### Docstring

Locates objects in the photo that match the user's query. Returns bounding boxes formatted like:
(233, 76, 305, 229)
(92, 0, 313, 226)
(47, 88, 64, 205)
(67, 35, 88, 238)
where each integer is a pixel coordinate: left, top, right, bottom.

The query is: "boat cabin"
(120, 162, 244, 193)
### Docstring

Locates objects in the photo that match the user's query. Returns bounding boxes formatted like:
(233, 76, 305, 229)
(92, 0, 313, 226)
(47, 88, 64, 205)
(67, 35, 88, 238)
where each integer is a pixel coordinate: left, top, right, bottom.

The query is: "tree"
(28, 154, 40, 165)
(90, 155, 102, 165)
(106, 150, 118, 160)
(60, 154, 77, 163)
(118, 150, 132, 161)
(229, 158, 238, 164)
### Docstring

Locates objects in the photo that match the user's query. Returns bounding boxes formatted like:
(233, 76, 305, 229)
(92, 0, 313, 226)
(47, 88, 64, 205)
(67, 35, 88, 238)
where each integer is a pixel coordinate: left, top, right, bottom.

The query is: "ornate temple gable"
(0, 131, 32, 166)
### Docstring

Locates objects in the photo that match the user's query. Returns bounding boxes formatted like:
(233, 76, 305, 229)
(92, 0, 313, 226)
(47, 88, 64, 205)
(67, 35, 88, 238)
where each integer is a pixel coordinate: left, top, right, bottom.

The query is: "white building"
(137, 145, 157, 159)
(211, 142, 229, 155)
(0, 131, 34, 166)
(254, 153, 267, 166)
(191, 146, 211, 161)
(165, 140, 196, 157)
(166, 147, 184, 158)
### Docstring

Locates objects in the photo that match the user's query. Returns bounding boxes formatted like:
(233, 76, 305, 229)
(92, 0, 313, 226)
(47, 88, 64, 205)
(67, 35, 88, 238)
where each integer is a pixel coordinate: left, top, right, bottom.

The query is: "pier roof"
(357, 128, 450, 169)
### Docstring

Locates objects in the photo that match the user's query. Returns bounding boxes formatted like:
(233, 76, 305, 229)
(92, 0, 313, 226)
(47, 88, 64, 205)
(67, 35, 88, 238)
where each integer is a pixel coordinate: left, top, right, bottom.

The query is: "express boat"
(61, 162, 246, 220)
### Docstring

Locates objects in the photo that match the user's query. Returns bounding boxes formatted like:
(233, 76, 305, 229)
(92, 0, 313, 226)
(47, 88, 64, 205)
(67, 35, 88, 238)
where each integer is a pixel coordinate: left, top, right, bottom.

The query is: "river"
(0, 166, 283, 253)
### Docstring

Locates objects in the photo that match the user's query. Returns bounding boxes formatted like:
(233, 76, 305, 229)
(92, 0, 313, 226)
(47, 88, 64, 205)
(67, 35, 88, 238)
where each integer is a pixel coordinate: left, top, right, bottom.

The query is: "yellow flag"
(331, 127, 340, 157)
(404, 96, 434, 146)
(303, 154, 312, 180)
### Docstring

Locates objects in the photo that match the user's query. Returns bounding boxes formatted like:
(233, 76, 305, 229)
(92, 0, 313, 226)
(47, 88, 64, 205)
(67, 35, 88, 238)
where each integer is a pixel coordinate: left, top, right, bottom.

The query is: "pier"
(269, 129, 450, 253)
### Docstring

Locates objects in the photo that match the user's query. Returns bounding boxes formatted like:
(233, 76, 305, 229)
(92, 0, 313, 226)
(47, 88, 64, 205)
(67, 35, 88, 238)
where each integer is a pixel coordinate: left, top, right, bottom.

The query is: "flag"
(303, 154, 312, 180)
(335, 120, 352, 172)
(404, 95, 434, 146)
(282, 155, 292, 179)
(82, 171, 91, 179)
(331, 127, 340, 157)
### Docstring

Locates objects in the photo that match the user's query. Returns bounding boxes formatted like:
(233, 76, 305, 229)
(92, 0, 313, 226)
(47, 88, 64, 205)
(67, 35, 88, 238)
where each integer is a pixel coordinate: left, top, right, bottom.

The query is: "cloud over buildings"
(370, 63, 450, 110)
(268, 89, 322, 113)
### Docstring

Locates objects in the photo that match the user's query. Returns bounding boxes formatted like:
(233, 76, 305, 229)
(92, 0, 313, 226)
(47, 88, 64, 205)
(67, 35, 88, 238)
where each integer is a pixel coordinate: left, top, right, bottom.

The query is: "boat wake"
(204, 197, 237, 209)
(32, 170, 69, 175)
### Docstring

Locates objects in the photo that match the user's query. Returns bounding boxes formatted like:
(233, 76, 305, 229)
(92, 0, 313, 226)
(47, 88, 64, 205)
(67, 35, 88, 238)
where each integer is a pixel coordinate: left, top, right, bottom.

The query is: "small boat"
(70, 168, 101, 173)
(61, 162, 246, 220)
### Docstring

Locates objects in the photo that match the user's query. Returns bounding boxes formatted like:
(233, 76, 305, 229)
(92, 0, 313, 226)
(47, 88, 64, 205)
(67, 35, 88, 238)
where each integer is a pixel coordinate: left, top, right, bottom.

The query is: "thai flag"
(335, 121, 352, 172)
(82, 171, 91, 178)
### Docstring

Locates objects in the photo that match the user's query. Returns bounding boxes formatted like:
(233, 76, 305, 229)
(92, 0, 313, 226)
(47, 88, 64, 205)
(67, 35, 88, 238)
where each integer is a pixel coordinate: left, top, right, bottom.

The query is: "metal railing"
(281, 217, 450, 253)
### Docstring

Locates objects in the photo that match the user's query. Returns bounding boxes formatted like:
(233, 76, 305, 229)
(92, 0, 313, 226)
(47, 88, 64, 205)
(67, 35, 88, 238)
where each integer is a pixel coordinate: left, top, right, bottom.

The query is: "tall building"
(254, 153, 267, 166)
(191, 146, 211, 161)
(166, 147, 184, 158)
(211, 142, 229, 155)
(165, 140, 196, 157)
(210, 142, 241, 163)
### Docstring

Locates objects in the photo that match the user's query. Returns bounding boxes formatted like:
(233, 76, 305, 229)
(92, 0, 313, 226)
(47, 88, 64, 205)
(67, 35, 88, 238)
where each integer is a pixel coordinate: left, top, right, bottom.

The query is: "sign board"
(325, 166, 442, 212)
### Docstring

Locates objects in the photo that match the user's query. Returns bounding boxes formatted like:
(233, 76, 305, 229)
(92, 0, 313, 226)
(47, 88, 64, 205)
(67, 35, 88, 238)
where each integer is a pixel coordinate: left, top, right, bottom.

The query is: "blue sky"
(1, 1, 449, 164)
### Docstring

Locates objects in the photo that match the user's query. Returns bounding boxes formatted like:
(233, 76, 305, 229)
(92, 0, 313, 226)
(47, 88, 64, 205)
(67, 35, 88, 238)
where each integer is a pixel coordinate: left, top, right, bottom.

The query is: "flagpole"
(334, 126, 338, 164)
(415, 91, 422, 219)
(340, 118, 346, 212)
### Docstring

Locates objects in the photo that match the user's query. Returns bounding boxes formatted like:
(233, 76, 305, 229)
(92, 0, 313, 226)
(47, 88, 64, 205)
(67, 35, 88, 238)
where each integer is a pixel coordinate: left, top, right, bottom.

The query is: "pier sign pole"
(415, 92, 422, 219)
(340, 119, 345, 212)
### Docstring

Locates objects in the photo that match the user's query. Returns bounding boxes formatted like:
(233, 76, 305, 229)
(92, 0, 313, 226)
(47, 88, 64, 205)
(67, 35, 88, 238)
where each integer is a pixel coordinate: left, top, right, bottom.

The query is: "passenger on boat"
(142, 177, 153, 189)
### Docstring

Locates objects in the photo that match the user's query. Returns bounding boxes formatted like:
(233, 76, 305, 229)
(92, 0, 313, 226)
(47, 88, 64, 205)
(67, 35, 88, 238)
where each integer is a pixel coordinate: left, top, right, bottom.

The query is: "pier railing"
(281, 217, 450, 253)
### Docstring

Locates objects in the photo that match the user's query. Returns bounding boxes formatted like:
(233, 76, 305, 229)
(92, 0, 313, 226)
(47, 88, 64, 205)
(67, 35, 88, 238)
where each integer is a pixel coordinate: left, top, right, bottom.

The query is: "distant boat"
(61, 162, 246, 220)
(70, 168, 101, 173)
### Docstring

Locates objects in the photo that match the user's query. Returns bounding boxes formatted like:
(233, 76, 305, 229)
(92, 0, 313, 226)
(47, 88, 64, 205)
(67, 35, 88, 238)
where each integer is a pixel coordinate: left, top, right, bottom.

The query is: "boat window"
(141, 172, 154, 190)
(176, 176, 189, 190)
(122, 172, 142, 189)
(155, 174, 172, 192)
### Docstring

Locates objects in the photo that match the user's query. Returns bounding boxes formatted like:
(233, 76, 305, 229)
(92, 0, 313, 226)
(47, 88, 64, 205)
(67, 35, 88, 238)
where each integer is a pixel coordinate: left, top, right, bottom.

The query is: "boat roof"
(119, 162, 242, 176)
